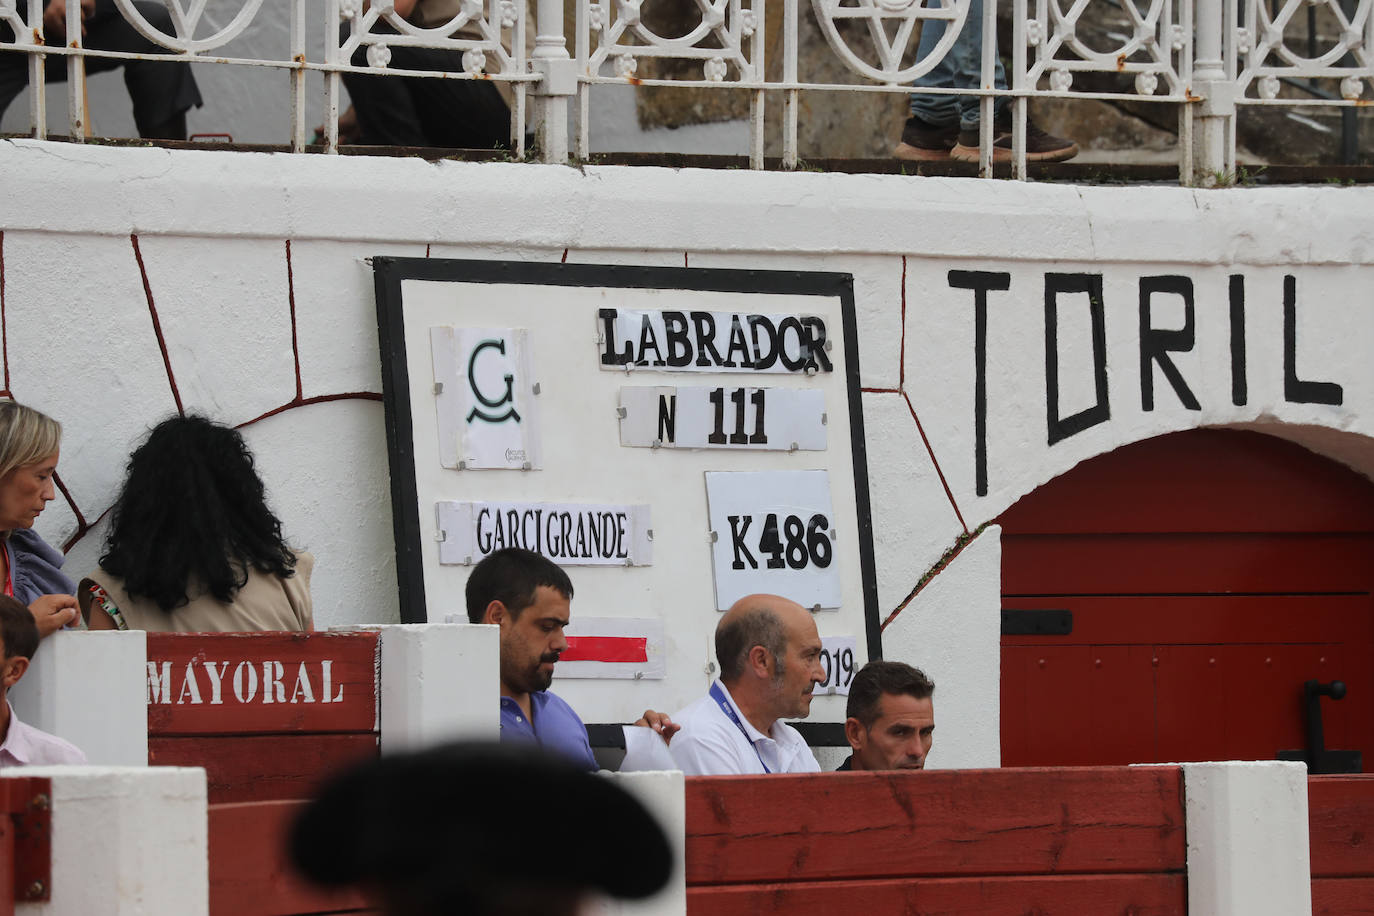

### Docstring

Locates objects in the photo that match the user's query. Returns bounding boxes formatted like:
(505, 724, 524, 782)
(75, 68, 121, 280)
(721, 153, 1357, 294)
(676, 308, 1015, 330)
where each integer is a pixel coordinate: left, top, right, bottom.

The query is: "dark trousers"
(0, 0, 202, 139)
(342, 22, 510, 150)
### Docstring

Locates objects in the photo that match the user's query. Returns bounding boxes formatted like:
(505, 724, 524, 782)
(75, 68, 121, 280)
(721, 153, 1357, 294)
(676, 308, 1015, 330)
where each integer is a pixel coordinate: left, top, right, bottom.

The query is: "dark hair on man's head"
(845, 661, 935, 727)
(99, 415, 297, 612)
(0, 595, 39, 661)
(715, 603, 787, 683)
(464, 548, 574, 624)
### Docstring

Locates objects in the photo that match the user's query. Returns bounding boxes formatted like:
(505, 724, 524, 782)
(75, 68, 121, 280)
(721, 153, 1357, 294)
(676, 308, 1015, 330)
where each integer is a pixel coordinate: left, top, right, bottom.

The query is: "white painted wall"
(4, 138, 1372, 741)
(1181, 761, 1313, 916)
(7, 766, 208, 915)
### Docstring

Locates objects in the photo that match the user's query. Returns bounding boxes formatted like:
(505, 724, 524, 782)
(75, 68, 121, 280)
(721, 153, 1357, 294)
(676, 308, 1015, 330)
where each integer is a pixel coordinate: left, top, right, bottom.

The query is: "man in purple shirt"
(466, 549, 676, 770)
(0, 595, 85, 767)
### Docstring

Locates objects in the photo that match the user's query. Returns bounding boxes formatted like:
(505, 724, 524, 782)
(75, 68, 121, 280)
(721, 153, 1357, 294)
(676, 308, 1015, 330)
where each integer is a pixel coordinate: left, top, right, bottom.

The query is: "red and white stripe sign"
(556, 617, 665, 680)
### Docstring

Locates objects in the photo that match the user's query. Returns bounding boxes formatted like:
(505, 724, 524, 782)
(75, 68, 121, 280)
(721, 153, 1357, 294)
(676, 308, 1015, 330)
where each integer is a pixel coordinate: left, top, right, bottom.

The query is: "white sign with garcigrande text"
(618, 386, 827, 450)
(436, 500, 653, 566)
(431, 326, 542, 470)
(704, 469, 840, 610)
(598, 309, 835, 374)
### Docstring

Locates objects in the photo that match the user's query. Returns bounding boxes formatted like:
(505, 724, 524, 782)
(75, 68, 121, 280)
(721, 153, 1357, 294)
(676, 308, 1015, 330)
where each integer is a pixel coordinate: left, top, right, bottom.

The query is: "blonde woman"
(0, 402, 78, 637)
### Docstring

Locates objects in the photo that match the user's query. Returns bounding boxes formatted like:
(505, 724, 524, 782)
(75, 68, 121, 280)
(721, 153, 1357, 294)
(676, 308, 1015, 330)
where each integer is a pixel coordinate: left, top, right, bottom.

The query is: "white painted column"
(374, 623, 500, 754)
(9, 766, 208, 915)
(529, 0, 575, 163)
(1181, 761, 1312, 916)
(10, 630, 148, 767)
(1191, 0, 1235, 184)
(595, 770, 686, 916)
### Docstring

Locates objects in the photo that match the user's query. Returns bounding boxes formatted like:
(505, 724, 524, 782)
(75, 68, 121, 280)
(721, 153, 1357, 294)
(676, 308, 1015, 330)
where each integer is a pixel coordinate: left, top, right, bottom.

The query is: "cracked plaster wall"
(2, 140, 1372, 762)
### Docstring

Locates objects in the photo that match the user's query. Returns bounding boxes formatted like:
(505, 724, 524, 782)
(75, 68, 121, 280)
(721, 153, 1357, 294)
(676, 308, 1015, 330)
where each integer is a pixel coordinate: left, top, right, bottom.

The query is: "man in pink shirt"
(0, 595, 85, 767)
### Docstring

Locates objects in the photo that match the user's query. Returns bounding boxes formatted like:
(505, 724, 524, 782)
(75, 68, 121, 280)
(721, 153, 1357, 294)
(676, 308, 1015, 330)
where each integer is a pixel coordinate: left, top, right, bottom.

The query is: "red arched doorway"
(999, 428, 1374, 770)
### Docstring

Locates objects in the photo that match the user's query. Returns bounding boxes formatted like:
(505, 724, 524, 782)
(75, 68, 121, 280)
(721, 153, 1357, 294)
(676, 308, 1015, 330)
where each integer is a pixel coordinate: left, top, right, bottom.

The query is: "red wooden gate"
(146, 632, 381, 916)
(1000, 429, 1374, 769)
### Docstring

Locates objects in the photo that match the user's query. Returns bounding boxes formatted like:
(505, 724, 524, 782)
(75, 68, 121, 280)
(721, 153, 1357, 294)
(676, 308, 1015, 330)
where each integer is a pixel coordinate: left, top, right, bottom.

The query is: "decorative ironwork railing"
(0, 0, 1369, 183)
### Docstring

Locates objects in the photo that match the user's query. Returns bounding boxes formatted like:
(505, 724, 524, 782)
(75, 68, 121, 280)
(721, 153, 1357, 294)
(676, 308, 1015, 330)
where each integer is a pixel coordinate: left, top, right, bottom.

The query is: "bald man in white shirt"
(669, 594, 826, 775)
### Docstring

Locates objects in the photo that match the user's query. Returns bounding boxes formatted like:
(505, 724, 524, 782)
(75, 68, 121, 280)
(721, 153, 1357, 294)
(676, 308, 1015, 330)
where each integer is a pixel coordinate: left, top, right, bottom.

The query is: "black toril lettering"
(599, 309, 632, 366)
(615, 513, 628, 558)
(637, 314, 665, 366)
(727, 515, 756, 570)
(691, 311, 724, 367)
(1139, 275, 1201, 412)
(1044, 272, 1110, 448)
(948, 270, 1010, 498)
(663, 312, 693, 367)
(1230, 274, 1248, 407)
(801, 316, 834, 372)
(748, 316, 778, 370)
(1283, 275, 1343, 405)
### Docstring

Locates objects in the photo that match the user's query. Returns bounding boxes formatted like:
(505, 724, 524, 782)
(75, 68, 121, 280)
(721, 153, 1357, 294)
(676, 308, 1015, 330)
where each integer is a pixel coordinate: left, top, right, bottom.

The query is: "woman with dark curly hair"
(78, 415, 313, 632)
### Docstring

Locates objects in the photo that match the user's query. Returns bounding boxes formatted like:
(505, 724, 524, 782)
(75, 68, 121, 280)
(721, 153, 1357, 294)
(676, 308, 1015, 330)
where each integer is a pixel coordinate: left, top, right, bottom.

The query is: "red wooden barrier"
(685, 767, 1187, 915)
(0, 777, 51, 915)
(146, 632, 382, 916)
(1310, 774, 1374, 916)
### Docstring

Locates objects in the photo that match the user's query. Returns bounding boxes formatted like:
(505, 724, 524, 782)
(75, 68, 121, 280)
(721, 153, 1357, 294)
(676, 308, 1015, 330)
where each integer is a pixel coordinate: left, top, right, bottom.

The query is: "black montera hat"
(290, 741, 672, 916)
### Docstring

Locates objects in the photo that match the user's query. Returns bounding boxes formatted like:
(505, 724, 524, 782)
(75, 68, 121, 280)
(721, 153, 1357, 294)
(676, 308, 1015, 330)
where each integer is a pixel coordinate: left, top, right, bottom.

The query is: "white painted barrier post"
(9, 630, 148, 767)
(374, 623, 500, 754)
(530, 0, 575, 163)
(1182, 761, 1312, 916)
(597, 770, 686, 916)
(8, 766, 208, 915)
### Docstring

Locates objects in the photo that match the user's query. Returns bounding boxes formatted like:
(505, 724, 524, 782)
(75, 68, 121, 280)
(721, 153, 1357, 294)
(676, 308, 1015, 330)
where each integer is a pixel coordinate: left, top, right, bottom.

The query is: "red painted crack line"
(286, 240, 303, 402)
(59, 236, 381, 552)
(899, 255, 907, 388)
(879, 526, 986, 633)
(237, 392, 383, 429)
(130, 233, 185, 417)
(866, 255, 974, 630)
(0, 230, 9, 393)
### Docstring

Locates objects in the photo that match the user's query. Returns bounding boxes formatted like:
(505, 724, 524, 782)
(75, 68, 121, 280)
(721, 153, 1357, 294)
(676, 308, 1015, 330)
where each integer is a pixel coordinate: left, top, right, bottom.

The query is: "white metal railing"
(0, 0, 1370, 184)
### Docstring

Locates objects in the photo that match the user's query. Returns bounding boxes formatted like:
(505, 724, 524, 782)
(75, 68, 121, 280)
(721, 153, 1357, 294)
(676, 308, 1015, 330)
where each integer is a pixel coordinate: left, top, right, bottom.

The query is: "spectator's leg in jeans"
(342, 20, 432, 147)
(895, 0, 1005, 160)
(342, 21, 509, 149)
(81, 0, 203, 139)
(0, 4, 34, 125)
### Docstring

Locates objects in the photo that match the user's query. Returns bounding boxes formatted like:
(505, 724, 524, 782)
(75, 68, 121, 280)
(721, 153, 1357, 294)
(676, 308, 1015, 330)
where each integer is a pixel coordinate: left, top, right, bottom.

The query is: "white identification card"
(704, 469, 841, 610)
(436, 501, 653, 566)
(618, 386, 827, 451)
(816, 636, 858, 696)
(430, 326, 542, 470)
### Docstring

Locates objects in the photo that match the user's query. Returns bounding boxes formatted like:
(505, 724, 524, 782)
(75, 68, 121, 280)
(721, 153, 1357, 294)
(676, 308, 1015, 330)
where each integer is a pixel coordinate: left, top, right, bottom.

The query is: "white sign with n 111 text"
(619, 386, 827, 450)
(436, 500, 653, 566)
(430, 326, 542, 470)
(704, 469, 840, 610)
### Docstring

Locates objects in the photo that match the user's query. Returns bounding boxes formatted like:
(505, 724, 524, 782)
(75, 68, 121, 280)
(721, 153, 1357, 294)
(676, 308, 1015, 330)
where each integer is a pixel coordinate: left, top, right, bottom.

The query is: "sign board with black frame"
(373, 258, 880, 743)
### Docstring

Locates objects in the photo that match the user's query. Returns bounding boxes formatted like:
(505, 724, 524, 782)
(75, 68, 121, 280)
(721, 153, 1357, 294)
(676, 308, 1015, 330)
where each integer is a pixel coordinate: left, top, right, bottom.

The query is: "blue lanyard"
(709, 681, 771, 774)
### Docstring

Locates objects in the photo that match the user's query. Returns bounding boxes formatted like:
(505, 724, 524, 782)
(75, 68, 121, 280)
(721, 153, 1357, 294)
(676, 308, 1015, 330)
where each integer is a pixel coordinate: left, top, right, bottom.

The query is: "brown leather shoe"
(950, 118, 1078, 163)
(894, 116, 961, 161)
